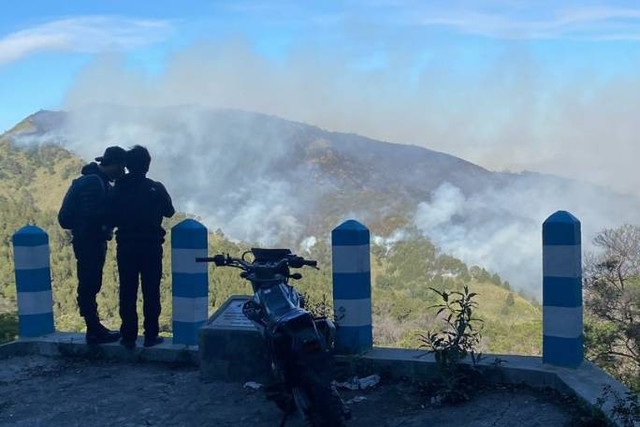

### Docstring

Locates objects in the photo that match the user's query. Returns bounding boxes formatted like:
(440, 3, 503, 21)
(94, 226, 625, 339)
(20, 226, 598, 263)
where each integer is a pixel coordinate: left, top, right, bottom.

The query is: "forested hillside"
(0, 116, 542, 353)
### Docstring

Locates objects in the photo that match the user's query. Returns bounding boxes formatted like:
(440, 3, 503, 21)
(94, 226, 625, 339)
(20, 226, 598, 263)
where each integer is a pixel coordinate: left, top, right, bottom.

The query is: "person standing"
(58, 146, 126, 344)
(109, 145, 175, 349)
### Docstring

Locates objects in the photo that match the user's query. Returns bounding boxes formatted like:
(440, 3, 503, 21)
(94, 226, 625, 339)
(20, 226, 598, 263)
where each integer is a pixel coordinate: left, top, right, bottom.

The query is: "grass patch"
(0, 312, 18, 344)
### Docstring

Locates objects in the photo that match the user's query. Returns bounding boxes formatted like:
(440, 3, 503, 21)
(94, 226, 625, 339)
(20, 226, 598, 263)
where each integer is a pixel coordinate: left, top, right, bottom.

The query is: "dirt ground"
(0, 356, 585, 427)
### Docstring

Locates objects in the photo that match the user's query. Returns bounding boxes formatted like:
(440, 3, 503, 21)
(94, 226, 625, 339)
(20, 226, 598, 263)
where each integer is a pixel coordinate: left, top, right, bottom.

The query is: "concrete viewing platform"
(2, 215, 634, 425)
(0, 329, 630, 426)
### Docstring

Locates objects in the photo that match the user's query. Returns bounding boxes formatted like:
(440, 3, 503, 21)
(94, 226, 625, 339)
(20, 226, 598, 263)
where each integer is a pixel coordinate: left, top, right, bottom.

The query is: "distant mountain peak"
(3, 110, 66, 139)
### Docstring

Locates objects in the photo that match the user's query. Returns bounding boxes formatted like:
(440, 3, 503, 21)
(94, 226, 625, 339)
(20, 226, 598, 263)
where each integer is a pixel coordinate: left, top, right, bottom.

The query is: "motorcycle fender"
(314, 317, 336, 349)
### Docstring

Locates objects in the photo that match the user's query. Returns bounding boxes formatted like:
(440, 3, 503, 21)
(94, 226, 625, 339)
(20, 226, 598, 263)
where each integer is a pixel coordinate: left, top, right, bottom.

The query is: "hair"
(126, 145, 151, 174)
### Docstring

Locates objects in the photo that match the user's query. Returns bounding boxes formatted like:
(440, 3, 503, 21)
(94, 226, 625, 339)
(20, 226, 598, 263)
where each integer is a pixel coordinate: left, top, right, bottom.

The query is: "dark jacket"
(108, 173, 175, 244)
(58, 163, 112, 241)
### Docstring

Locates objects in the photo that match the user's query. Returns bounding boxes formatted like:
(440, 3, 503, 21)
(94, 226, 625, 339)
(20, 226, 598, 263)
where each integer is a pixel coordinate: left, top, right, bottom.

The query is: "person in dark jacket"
(58, 146, 126, 344)
(109, 145, 175, 349)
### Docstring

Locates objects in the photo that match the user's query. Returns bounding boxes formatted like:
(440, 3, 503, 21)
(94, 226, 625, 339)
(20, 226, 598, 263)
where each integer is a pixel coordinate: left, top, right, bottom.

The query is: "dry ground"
(0, 356, 586, 426)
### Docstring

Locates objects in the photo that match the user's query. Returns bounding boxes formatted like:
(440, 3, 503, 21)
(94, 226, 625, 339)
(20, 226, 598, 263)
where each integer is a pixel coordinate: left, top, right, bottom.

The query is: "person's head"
(95, 146, 126, 181)
(126, 145, 151, 175)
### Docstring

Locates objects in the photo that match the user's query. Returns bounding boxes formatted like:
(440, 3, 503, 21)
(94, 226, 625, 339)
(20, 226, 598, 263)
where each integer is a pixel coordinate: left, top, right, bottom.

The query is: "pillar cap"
(172, 218, 208, 249)
(543, 210, 581, 246)
(334, 219, 368, 231)
(13, 225, 48, 247)
(332, 220, 369, 246)
(173, 218, 207, 230)
(544, 210, 580, 225)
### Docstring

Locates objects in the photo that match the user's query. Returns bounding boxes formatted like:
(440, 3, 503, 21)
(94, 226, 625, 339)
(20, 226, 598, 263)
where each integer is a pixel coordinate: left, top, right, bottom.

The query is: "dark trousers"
(73, 239, 107, 330)
(117, 242, 163, 342)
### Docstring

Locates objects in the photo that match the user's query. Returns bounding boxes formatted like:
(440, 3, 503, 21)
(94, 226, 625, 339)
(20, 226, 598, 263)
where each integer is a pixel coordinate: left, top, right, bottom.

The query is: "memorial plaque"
(209, 296, 257, 330)
(200, 295, 270, 381)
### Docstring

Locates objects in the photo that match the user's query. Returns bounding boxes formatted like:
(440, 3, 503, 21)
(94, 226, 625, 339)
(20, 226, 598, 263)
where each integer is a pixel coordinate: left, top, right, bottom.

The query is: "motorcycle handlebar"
(196, 253, 317, 270)
(195, 255, 229, 266)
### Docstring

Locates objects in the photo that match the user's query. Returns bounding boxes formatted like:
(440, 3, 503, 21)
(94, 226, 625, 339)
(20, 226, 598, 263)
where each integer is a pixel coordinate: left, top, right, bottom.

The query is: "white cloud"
(450, 8, 639, 40)
(257, 0, 632, 41)
(395, 2, 640, 40)
(0, 16, 172, 66)
(223, 0, 640, 41)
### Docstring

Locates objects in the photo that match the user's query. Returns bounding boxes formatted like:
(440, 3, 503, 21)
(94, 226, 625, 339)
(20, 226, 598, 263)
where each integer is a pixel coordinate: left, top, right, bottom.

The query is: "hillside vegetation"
(0, 114, 82, 211)
(0, 117, 541, 353)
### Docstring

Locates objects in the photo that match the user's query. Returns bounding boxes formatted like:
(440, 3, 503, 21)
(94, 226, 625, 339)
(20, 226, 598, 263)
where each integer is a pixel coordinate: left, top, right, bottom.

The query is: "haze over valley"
(5, 107, 640, 298)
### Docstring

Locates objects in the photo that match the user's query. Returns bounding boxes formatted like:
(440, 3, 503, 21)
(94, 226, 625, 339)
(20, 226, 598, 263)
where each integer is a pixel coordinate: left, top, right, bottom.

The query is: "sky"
(1, 0, 640, 194)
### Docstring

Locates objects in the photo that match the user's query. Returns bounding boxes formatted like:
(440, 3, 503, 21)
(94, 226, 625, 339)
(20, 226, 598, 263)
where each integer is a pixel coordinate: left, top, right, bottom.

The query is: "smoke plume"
(414, 177, 640, 297)
(25, 39, 637, 294)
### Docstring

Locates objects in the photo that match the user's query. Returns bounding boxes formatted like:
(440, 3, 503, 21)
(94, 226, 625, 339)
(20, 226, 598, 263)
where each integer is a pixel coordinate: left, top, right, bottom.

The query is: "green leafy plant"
(302, 292, 334, 319)
(419, 285, 484, 404)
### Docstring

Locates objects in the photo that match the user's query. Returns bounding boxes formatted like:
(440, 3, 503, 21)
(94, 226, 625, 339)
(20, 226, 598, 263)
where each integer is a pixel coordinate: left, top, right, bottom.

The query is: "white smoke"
(372, 229, 410, 251)
(60, 44, 640, 200)
(11, 38, 637, 294)
(414, 178, 640, 296)
(299, 236, 318, 253)
(59, 104, 319, 246)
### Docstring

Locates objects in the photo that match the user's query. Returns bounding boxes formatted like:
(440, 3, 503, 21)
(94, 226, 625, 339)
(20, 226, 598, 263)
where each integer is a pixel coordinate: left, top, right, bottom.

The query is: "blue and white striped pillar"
(172, 219, 208, 346)
(543, 210, 583, 368)
(332, 220, 373, 354)
(12, 225, 55, 337)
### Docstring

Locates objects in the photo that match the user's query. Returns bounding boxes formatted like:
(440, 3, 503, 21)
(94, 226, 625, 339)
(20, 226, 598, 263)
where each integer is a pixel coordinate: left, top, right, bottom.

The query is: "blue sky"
(1, 0, 640, 139)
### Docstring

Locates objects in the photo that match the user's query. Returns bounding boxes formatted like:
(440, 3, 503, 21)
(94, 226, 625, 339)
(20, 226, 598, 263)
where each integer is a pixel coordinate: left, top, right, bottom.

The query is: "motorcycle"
(197, 248, 349, 426)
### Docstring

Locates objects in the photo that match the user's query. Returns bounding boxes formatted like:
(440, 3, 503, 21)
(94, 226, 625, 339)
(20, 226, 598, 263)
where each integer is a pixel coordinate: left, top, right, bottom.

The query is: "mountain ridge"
(2, 107, 504, 238)
(3, 106, 640, 296)
(10, 108, 628, 203)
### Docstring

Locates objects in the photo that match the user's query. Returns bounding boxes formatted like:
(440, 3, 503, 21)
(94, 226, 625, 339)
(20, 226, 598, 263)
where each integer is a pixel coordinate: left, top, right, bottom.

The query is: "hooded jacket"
(107, 173, 175, 244)
(58, 163, 112, 241)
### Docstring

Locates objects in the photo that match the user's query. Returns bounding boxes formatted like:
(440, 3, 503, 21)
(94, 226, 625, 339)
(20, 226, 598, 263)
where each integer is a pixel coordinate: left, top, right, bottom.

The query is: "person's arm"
(82, 175, 107, 225)
(67, 174, 108, 239)
(104, 185, 119, 229)
(58, 181, 78, 229)
(155, 182, 175, 218)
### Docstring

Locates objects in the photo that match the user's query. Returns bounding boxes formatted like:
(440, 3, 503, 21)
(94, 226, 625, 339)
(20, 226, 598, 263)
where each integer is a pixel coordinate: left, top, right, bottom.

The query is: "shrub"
(0, 312, 18, 344)
(419, 285, 484, 404)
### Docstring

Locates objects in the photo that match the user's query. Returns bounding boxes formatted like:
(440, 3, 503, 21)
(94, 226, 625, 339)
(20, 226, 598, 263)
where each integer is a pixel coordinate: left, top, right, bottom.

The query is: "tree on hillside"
(584, 225, 640, 390)
(506, 292, 515, 307)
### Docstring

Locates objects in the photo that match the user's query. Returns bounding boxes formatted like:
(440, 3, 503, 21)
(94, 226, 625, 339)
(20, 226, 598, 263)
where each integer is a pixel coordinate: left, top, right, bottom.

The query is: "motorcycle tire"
(265, 382, 296, 415)
(297, 362, 346, 427)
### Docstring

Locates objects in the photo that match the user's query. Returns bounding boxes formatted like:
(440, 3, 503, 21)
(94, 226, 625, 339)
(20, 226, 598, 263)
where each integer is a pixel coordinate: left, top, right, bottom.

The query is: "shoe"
(86, 328, 121, 345)
(143, 336, 164, 348)
(120, 339, 136, 350)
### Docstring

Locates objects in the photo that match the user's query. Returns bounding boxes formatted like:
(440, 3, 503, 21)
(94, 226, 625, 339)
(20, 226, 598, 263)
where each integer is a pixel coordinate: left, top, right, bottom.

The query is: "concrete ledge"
(0, 332, 198, 366)
(339, 349, 569, 389)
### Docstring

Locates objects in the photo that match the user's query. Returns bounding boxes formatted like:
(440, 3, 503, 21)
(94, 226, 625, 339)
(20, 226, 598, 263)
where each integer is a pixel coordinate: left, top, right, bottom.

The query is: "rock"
(347, 396, 367, 404)
(243, 381, 263, 391)
(336, 374, 381, 390)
